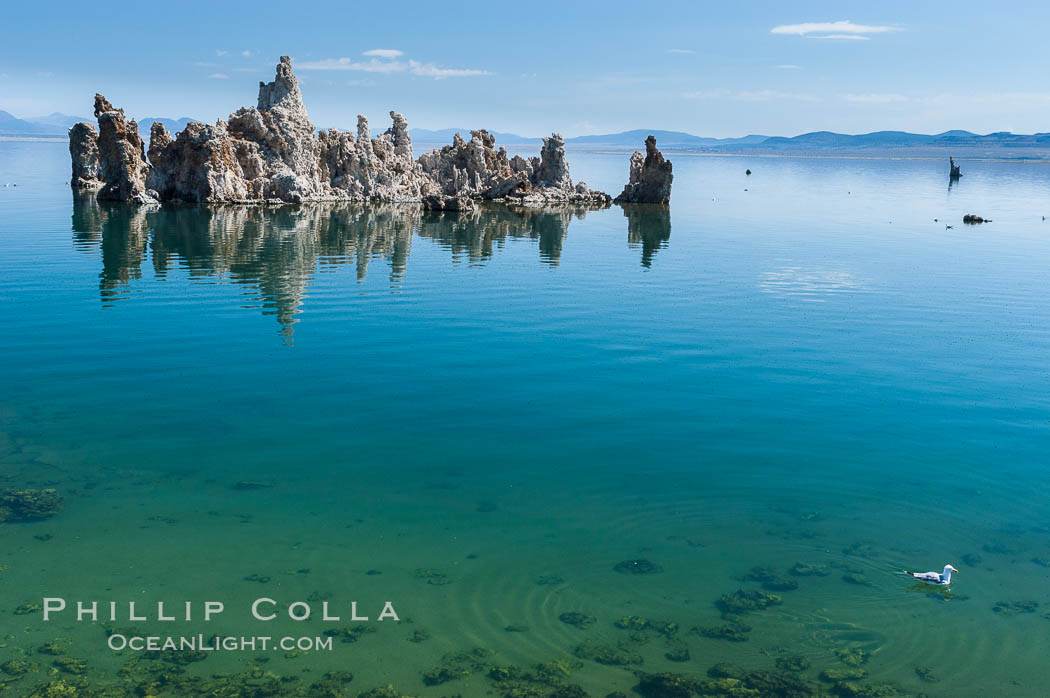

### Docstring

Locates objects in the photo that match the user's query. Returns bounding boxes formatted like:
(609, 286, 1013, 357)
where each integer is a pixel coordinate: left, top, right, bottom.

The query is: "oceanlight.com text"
(107, 634, 334, 652)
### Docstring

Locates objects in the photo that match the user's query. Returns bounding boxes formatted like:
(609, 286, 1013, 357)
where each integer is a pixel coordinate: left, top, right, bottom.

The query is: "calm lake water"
(2, 140, 1050, 696)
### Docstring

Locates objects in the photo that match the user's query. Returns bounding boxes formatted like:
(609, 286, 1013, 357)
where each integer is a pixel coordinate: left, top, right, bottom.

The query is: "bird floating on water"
(903, 564, 957, 586)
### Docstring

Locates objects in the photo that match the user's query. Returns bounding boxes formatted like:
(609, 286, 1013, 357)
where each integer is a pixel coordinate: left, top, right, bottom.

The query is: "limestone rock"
(147, 120, 252, 202)
(76, 55, 609, 208)
(418, 129, 608, 204)
(419, 129, 508, 197)
(225, 55, 323, 202)
(93, 94, 156, 204)
(614, 135, 673, 204)
(68, 122, 102, 189)
(532, 134, 572, 190)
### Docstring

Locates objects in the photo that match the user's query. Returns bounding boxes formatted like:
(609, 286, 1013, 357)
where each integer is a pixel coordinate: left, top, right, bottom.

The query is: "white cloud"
(683, 88, 819, 102)
(810, 34, 870, 41)
(407, 59, 489, 79)
(771, 20, 898, 39)
(216, 50, 228, 56)
(208, 73, 230, 80)
(298, 52, 489, 79)
(668, 48, 695, 54)
(298, 57, 407, 73)
(844, 93, 907, 103)
(241, 50, 253, 57)
(775, 64, 802, 70)
(362, 49, 404, 58)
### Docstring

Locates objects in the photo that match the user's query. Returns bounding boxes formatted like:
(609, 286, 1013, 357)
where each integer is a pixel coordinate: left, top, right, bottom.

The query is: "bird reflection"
(71, 198, 672, 340)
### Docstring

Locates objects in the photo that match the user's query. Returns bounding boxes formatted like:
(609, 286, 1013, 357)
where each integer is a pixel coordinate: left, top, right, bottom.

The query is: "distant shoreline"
(0, 135, 66, 142)
(8, 136, 1050, 164)
(574, 150, 1050, 164)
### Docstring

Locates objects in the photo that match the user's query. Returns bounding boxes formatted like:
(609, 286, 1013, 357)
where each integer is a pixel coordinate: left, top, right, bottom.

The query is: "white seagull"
(903, 564, 958, 586)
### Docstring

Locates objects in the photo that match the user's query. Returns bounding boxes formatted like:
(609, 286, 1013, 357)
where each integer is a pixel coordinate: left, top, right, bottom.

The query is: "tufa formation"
(69, 56, 672, 208)
(614, 135, 673, 204)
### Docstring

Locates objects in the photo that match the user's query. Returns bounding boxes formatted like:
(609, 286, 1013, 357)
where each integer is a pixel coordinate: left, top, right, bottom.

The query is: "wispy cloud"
(216, 50, 228, 57)
(208, 73, 229, 80)
(241, 50, 253, 57)
(298, 51, 490, 79)
(298, 57, 406, 73)
(810, 34, 870, 41)
(843, 93, 907, 103)
(406, 59, 489, 79)
(668, 48, 695, 54)
(362, 49, 403, 58)
(771, 20, 898, 40)
(775, 64, 802, 70)
(683, 88, 819, 102)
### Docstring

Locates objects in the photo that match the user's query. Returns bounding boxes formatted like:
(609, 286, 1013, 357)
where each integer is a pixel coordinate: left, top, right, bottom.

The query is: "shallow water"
(2, 141, 1050, 696)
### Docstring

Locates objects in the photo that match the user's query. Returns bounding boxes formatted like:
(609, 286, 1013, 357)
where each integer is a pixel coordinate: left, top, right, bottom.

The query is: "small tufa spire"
(257, 55, 303, 111)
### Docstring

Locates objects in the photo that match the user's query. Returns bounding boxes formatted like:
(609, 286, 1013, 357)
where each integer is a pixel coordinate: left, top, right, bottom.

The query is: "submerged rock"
(707, 663, 746, 680)
(992, 599, 1039, 615)
(615, 615, 651, 631)
(789, 562, 830, 577)
(421, 647, 493, 686)
(716, 589, 783, 614)
(1, 658, 35, 676)
(614, 135, 673, 204)
(915, 665, 939, 683)
(69, 122, 102, 189)
(820, 667, 867, 682)
(664, 641, 690, 662)
(559, 611, 597, 629)
(0, 488, 63, 522)
(613, 559, 663, 575)
(694, 622, 751, 642)
(775, 655, 810, 672)
(573, 641, 643, 666)
(842, 572, 872, 586)
(634, 672, 700, 698)
(740, 566, 799, 591)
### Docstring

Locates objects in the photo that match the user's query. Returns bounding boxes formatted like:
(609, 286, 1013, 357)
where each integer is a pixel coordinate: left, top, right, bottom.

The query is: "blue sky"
(2, 0, 1048, 137)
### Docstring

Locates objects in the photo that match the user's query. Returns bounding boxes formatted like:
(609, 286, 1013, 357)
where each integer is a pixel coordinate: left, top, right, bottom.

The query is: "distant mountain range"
(747, 130, 1050, 150)
(0, 110, 194, 139)
(0, 110, 88, 137)
(391, 127, 1050, 153)
(4, 108, 1050, 154)
(409, 128, 769, 148)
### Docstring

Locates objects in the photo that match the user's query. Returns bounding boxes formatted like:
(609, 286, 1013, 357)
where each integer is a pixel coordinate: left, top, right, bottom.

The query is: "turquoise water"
(2, 141, 1050, 696)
